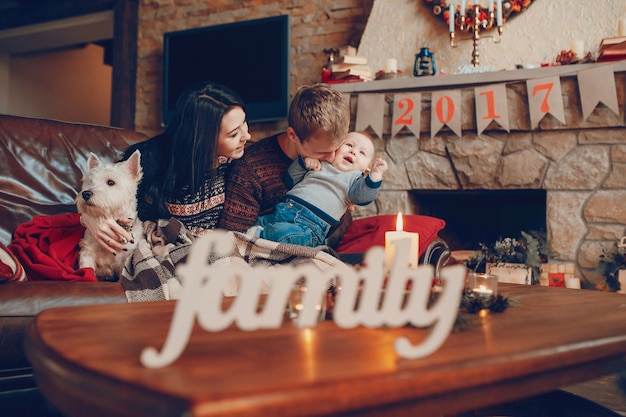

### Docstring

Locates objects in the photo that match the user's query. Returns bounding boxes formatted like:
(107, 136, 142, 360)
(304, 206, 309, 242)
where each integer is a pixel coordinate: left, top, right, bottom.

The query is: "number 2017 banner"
(353, 65, 620, 139)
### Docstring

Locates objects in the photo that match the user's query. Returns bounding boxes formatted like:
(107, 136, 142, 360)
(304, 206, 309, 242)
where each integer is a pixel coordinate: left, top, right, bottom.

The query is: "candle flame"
(395, 212, 403, 231)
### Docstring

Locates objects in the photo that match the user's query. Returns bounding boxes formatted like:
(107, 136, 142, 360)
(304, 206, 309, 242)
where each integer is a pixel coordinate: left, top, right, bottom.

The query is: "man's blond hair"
(288, 84, 350, 143)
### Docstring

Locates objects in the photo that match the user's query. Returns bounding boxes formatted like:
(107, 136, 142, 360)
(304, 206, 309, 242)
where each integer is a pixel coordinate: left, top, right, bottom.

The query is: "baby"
(251, 131, 388, 247)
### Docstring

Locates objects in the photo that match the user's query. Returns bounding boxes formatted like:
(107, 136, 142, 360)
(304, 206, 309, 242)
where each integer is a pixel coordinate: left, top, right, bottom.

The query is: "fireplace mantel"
(332, 60, 626, 94)
(333, 61, 626, 289)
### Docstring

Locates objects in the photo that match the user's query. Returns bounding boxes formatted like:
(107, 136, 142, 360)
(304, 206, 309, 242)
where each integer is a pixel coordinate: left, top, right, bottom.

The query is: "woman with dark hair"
(82, 81, 250, 253)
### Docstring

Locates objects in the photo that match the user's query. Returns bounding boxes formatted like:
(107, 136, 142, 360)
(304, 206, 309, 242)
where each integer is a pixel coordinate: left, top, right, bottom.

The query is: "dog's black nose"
(82, 190, 93, 201)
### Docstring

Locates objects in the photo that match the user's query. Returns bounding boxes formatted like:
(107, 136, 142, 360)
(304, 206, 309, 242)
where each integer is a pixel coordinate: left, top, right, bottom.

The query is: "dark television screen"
(163, 15, 290, 125)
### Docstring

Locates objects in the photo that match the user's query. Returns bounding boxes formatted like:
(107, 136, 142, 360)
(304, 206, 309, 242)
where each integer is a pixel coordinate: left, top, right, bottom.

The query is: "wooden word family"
(140, 231, 466, 368)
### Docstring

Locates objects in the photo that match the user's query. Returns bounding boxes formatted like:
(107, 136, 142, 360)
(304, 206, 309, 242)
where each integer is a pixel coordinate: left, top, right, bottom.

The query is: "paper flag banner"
(344, 65, 621, 139)
(392, 93, 422, 138)
(577, 65, 619, 121)
(474, 83, 510, 134)
(430, 90, 462, 138)
(526, 76, 565, 129)
(355, 93, 385, 137)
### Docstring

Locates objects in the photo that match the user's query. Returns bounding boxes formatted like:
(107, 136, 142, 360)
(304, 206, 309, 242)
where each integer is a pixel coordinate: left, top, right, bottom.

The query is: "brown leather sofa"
(0, 114, 146, 414)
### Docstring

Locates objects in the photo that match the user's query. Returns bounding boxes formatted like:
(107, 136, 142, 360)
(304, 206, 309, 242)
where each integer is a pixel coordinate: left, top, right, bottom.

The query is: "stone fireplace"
(335, 62, 626, 288)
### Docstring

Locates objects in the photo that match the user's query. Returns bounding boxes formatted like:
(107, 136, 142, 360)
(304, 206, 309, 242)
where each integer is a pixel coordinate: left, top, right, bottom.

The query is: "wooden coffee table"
(25, 283, 626, 417)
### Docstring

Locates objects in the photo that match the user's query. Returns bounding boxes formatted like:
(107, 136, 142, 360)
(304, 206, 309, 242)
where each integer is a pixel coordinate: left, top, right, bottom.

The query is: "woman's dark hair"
(125, 82, 246, 220)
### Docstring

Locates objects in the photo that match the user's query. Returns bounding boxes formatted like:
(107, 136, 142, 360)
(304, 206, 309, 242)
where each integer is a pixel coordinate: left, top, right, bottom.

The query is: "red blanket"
(8, 213, 97, 282)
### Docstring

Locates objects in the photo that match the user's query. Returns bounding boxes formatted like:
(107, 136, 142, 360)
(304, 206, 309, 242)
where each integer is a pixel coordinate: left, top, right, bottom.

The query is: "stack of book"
(329, 54, 375, 83)
(597, 36, 626, 62)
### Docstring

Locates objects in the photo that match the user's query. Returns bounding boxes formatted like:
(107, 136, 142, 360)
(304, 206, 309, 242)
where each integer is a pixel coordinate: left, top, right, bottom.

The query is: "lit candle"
(384, 212, 419, 274)
(384, 58, 397, 73)
(461, 0, 466, 16)
(473, 284, 493, 298)
(449, 3, 455, 33)
(496, 0, 502, 26)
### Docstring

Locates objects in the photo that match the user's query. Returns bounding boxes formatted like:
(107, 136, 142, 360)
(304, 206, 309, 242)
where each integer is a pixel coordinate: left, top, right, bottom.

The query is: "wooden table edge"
(24, 305, 626, 417)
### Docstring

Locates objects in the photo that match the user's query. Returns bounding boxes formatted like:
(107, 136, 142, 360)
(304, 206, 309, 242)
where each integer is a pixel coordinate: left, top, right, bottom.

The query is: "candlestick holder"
(450, 3, 503, 67)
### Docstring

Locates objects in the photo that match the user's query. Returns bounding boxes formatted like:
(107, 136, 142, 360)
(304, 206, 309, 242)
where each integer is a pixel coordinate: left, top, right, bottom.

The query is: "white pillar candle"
(384, 213, 419, 274)
(461, 0, 466, 16)
(449, 3, 455, 32)
(384, 58, 397, 73)
(570, 40, 584, 57)
(489, 1, 494, 13)
(496, 0, 502, 26)
(619, 17, 626, 37)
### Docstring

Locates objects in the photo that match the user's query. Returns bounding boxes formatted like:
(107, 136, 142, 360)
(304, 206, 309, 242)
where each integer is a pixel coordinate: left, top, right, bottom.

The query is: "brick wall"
(135, 0, 373, 139)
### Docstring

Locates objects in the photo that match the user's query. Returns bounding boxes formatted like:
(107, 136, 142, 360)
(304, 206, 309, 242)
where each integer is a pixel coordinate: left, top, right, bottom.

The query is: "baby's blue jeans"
(256, 198, 330, 247)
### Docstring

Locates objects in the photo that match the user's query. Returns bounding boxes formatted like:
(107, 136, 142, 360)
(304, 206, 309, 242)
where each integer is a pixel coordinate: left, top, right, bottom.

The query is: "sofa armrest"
(0, 281, 127, 317)
(0, 281, 126, 384)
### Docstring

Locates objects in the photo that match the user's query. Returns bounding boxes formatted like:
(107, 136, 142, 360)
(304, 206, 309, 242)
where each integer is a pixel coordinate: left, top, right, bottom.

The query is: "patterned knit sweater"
(218, 134, 292, 232)
(164, 159, 229, 236)
(126, 136, 230, 236)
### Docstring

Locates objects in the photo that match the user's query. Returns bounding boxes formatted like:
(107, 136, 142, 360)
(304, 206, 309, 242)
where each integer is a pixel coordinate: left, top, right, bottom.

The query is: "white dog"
(76, 150, 143, 280)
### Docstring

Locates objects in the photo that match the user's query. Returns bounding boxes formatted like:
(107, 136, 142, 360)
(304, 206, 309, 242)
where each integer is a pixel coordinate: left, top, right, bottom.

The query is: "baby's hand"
(303, 157, 321, 171)
(368, 158, 388, 182)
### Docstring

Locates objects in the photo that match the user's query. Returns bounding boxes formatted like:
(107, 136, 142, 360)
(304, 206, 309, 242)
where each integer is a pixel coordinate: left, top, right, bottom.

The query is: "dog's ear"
(126, 150, 143, 181)
(87, 153, 102, 170)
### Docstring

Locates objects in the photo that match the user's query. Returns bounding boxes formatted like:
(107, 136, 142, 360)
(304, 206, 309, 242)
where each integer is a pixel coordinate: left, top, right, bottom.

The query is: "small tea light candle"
(473, 284, 493, 298)
(385, 212, 419, 274)
(468, 272, 498, 298)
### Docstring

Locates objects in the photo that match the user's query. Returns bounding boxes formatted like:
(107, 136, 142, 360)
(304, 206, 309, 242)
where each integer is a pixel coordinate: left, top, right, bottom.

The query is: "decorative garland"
(460, 287, 512, 313)
(454, 288, 519, 331)
(422, 0, 534, 29)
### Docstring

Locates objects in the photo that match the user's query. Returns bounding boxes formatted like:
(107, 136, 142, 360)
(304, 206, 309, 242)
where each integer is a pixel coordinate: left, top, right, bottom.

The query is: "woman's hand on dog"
(80, 216, 135, 255)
